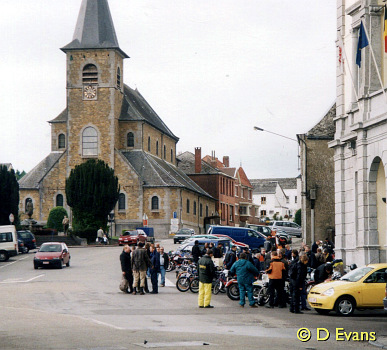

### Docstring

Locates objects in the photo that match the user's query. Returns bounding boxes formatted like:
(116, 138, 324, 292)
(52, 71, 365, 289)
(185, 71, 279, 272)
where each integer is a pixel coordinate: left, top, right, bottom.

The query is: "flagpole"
(361, 18, 387, 104)
(338, 34, 363, 115)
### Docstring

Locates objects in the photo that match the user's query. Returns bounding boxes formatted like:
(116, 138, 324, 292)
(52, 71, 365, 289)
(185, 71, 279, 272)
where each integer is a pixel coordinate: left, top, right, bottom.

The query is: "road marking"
(0, 274, 44, 284)
(134, 341, 214, 348)
(164, 277, 175, 287)
(0, 255, 30, 269)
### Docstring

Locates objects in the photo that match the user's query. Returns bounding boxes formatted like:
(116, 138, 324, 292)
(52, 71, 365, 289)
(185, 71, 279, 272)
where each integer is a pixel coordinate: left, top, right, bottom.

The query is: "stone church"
(19, 0, 215, 236)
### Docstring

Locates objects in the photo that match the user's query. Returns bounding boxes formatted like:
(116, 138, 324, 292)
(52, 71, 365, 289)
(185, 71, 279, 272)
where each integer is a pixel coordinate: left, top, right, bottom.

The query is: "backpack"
(288, 260, 298, 279)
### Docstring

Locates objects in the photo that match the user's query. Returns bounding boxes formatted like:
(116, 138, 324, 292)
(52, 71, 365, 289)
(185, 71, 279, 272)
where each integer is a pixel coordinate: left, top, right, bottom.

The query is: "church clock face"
(83, 85, 97, 100)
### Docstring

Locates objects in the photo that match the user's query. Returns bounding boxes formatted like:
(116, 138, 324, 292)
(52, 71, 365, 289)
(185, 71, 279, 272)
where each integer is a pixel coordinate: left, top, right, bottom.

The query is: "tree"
(15, 170, 26, 181)
(0, 165, 19, 225)
(294, 209, 301, 226)
(47, 207, 68, 231)
(65, 159, 119, 231)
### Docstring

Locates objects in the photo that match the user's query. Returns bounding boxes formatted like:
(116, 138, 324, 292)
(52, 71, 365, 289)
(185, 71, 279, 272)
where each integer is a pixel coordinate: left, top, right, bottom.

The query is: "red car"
(34, 242, 70, 269)
(118, 230, 147, 246)
(211, 234, 249, 249)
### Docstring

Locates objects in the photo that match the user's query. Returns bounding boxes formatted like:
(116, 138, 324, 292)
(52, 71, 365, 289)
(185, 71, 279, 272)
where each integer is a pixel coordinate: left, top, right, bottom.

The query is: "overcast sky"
(0, 0, 336, 179)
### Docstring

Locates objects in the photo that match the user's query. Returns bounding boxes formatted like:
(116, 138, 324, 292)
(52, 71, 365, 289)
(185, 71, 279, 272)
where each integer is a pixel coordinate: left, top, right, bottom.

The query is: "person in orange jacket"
(265, 251, 286, 308)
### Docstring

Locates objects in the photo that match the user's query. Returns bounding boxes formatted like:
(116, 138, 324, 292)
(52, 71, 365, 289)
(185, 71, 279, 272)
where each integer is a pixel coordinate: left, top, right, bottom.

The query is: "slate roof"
(49, 109, 67, 123)
(176, 152, 221, 175)
(120, 150, 213, 199)
(250, 178, 297, 190)
(306, 103, 336, 140)
(252, 182, 278, 194)
(18, 153, 64, 189)
(222, 168, 237, 177)
(119, 85, 179, 141)
(61, 0, 129, 58)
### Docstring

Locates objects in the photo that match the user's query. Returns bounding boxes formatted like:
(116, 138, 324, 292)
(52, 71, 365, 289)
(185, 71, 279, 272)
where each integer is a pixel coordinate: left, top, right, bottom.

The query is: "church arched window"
(25, 198, 32, 213)
(58, 134, 66, 149)
(82, 126, 98, 156)
(56, 194, 64, 207)
(171, 149, 173, 163)
(117, 67, 121, 89)
(164, 145, 166, 159)
(82, 64, 98, 84)
(118, 193, 126, 210)
(127, 132, 134, 147)
(151, 196, 159, 210)
(148, 137, 151, 152)
(156, 141, 159, 156)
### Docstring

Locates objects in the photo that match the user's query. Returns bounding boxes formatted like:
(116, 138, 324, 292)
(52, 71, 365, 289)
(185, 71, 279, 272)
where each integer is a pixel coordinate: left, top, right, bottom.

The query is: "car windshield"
(39, 244, 62, 252)
(178, 229, 192, 234)
(340, 266, 373, 282)
(129, 232, 138, 236)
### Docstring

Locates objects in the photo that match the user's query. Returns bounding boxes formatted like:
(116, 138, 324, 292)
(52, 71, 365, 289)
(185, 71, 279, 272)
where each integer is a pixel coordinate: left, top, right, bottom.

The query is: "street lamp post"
(253, 126, 298, 143)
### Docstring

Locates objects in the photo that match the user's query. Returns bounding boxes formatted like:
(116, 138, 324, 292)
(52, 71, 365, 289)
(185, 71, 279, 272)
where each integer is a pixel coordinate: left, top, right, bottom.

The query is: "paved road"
(0, 240, 385, 350)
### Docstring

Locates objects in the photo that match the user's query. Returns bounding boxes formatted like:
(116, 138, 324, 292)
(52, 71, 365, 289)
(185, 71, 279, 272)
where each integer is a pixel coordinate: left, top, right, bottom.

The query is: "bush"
(294, 209, 301, 226)
(47, 207, 68, 232)
(33, 228, 58, 236)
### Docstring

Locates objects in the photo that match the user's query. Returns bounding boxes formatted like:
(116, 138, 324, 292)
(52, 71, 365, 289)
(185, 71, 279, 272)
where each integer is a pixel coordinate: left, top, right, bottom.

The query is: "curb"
(370, 338, 387, 349)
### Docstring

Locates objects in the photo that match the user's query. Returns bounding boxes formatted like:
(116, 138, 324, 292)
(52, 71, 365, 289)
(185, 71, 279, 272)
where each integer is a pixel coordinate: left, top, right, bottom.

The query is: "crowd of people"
(119, 242, 169, 295)
(119, 236, 336, 314)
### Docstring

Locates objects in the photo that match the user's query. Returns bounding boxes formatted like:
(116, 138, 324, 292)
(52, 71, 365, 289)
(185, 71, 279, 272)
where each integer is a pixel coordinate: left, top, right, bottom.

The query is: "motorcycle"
(225, 273, 264, 301)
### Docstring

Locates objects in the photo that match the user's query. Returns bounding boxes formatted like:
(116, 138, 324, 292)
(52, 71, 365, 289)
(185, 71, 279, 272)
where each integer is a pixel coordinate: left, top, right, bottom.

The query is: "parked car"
(34, 242, 70, 269)
(18, 238, 26, 254)
(308, 263, 387, 316)
(0, 225, 18, 262)
(384, 281, 387, 312)
(211, 234, 249, 249)
(136, 227, 155, 243)
(118, 229, 147, 246)
(173, 228, 195, 244)
(268, 221, 302, 238)
(207, 226, 265, 251)
(17, 230, 37, 253)
(176, 238, 231, 256)
(246, 224, 292, 245)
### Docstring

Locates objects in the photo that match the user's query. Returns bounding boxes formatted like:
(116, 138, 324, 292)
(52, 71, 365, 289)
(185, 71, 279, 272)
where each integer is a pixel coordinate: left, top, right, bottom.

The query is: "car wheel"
(0, 251, 9, 262)
(335, 296, 355, 316)
(24, 247, 29, 254)
(66, 259, 70, 267)
(59, 260, 63, 269)
(34, 262, 38, 270)
(174, 240, 177, 244)
(315, 308, 330, 315)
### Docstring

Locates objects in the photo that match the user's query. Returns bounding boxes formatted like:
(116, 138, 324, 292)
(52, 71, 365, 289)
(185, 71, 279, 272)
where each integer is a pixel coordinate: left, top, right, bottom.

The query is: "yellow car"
(308, 263, 387, 316)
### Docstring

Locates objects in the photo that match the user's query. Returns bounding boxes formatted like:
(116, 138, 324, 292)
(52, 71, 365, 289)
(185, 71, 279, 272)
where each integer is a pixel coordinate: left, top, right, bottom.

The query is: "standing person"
(265, 251, 286, 308)
(264, 236, 272, 252)
(304, 245, 317, 269)
(159, 247, 169, 287)
(97, 227, 104, 244)
(239, 247, 253, 264)
(322, 238, 335, 255)
(259, 248, 266, 271)
(191, 240, 202, 265)
(149, 246, 160, 294)
(315, 248, 325, 267)
(198, 249, 216, 308)
(284, 244, 292, 260)
(229, 252, 259, 308)
(323, 248, 333, 262)
(224, 245, 237, 270)
(213, 243, 223, 267)
(62, 216, 69, 235)
(311, 240, 321, 254)
(131, 242, 151, 295)
(289, 254, 309, 314)
(120, 245, 133, 294)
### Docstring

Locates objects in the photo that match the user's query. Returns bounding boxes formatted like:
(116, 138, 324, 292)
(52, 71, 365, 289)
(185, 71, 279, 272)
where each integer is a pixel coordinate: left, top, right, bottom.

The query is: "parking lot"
(0, 239, 386, 350)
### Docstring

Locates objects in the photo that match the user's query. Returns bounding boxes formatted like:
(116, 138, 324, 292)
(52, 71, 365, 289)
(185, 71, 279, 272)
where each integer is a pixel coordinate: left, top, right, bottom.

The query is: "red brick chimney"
(223, 156, 229, 167)
(195, 147, 202, 173)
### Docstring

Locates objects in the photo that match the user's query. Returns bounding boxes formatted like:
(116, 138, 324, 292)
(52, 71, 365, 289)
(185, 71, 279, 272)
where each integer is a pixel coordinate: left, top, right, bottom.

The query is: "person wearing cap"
(198, 249, 216, 308)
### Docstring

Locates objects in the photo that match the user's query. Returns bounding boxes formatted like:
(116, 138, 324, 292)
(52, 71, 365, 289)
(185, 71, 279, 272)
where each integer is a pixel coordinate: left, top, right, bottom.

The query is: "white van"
(0, 225, 18, 262)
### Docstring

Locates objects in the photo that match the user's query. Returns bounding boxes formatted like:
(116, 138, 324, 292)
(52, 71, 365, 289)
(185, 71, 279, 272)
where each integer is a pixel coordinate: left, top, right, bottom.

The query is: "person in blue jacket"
(229, 252, 260, 308)
(149, 246, 160, 294)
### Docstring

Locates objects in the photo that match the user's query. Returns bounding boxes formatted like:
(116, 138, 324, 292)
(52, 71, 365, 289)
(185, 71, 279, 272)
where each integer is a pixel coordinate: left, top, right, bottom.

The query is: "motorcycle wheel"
(226, 283, 240, 301)
(213, 279, 222, 295)
(189, 278, 199, 293)
(253, 285, 261, 299)
(176, 276, 190, 292)
(166, 261, 175, 272)
(257, 286, 270, 305)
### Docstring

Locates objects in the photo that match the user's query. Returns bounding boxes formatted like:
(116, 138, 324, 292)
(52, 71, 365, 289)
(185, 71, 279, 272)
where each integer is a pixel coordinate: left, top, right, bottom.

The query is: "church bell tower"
(61, 0, 129, 170)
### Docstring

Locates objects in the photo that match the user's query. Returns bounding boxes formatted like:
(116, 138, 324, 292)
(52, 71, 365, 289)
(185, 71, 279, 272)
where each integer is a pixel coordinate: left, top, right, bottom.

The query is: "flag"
(356, 22, 369, 67)
(384, 6, 387, 53)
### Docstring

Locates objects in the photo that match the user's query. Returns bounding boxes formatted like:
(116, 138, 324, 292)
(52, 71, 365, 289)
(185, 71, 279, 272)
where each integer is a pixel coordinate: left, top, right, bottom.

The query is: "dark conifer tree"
(65, 159, 119, 230)
(0, 165, 19, 225)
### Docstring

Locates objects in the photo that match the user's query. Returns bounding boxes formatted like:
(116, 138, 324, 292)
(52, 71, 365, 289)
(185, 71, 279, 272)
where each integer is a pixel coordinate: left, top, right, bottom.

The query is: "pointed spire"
(61, 0, 129, 58)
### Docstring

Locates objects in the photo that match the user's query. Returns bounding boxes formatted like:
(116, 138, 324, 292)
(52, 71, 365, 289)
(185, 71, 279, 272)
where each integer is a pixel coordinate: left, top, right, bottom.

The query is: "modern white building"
(251, 178, 301, 220)
(330, 0, 387, 264)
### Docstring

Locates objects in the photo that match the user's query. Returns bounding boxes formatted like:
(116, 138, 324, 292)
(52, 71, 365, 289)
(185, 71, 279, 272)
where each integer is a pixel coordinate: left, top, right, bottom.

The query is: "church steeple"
(61, 0, 129, 58)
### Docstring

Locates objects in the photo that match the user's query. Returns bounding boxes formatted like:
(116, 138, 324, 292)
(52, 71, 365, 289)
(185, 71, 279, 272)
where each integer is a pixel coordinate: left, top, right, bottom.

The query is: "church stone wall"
(118, 121, 141, 150)
(19, 190, 40, 222)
